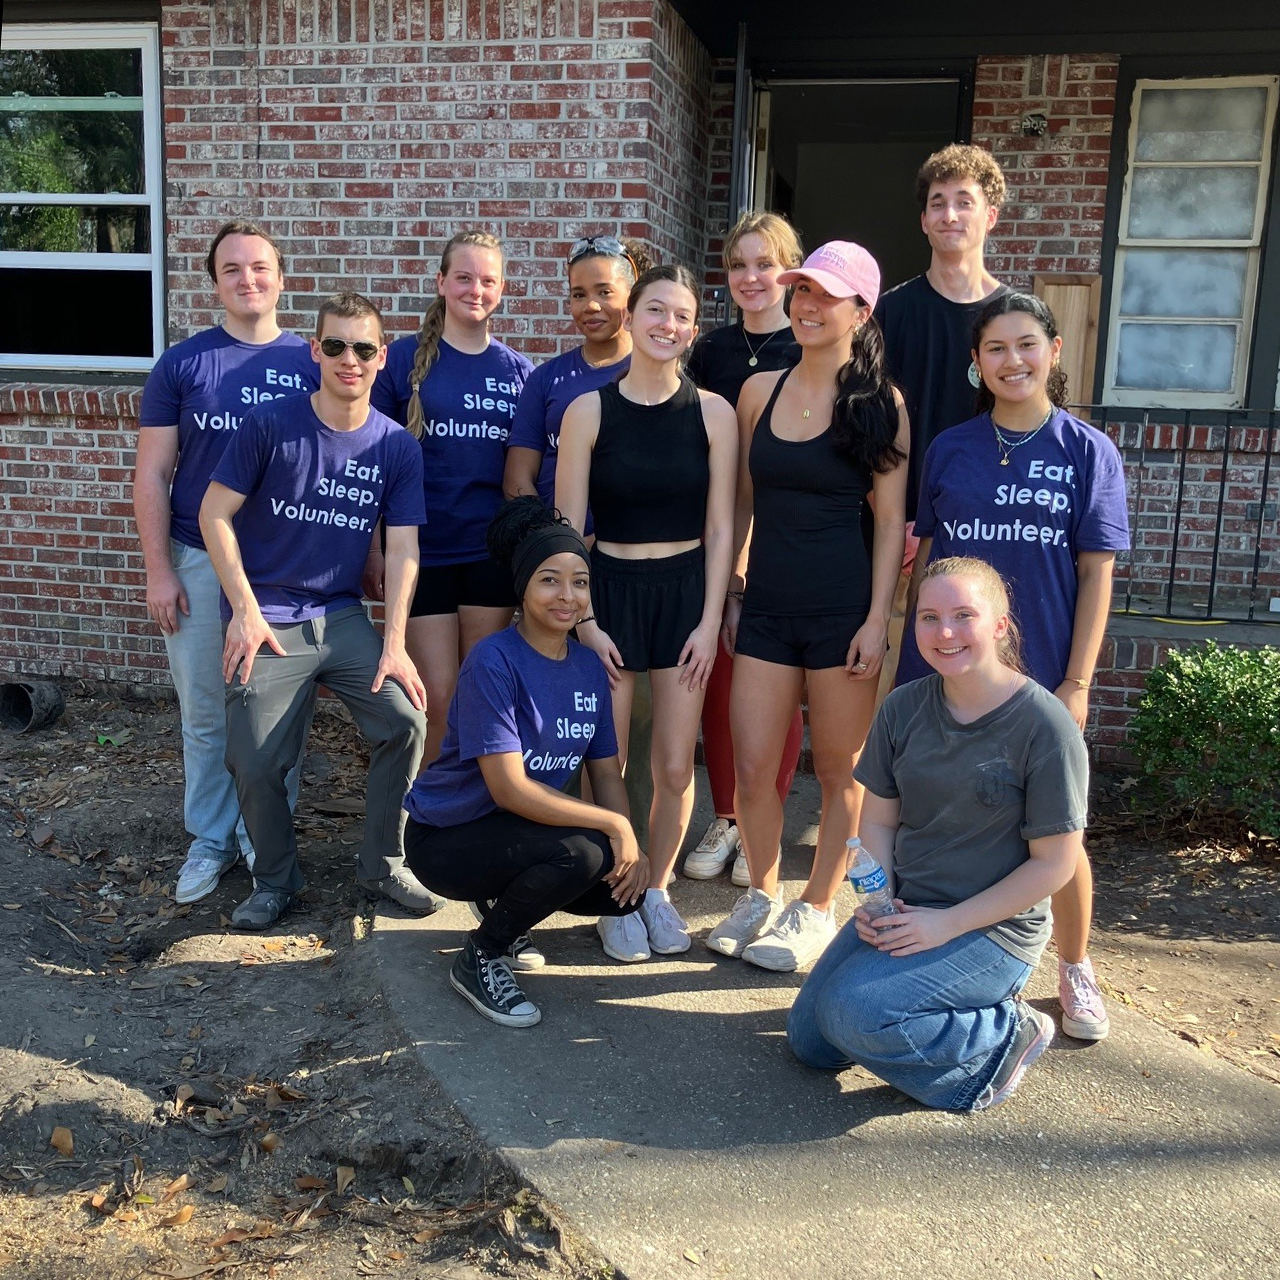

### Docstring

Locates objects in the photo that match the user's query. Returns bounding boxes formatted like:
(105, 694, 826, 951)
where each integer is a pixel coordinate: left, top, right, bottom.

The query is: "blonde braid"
(405, 297, 445, 440)
(404, 229, 507, 440)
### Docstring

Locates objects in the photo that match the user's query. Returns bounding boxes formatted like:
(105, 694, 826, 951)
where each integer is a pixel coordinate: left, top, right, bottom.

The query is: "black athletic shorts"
(410, 557, 515, 617)
(590, 544, 705, 673)
(734, 607, 865, 671)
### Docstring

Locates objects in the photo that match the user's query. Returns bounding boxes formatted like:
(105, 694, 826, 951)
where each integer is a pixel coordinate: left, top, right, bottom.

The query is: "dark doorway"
(759, 79, 963, 292)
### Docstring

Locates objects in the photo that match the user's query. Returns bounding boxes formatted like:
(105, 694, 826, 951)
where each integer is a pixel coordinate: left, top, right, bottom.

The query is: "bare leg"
(405, 613, 459, 771)
(1051, 847, 1094, 965)
(645, 665, 708, 889)
(730, 654, 805, 899)
(458, 604, 514, 658)
(800, 666, 879, 912)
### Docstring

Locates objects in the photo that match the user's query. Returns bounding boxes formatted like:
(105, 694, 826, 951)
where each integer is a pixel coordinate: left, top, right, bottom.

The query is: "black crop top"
(588, 375, 710, 544)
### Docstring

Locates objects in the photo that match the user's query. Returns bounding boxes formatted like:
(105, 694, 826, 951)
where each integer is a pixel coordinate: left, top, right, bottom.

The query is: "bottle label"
(850, 864, 889, 895)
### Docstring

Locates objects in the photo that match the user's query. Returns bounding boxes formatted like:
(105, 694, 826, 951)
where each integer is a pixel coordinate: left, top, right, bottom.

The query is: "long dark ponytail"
(831, 308, 905, 474)
(971, 291, 1069, 416)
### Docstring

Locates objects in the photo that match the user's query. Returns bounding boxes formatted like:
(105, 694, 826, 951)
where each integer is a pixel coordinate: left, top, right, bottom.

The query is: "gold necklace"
(742, 326, 779, 369)
(992, 406, 1054, 465)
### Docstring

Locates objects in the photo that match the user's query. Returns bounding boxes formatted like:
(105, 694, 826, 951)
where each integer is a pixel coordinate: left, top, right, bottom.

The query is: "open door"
(728, 23, 755, 221)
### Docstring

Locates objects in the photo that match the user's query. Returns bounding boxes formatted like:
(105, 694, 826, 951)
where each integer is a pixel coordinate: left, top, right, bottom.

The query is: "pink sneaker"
(1058, 956, 1110, 1041)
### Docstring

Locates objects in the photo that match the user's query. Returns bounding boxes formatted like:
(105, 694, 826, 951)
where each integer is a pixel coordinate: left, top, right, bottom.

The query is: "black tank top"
(744, 367, 873, 617)
(589, 375, 710, 544)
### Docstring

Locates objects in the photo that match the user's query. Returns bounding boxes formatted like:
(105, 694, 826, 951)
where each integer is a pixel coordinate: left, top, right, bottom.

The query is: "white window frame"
(0, 21, 164, 375)
(1103, 74, 1279, 409)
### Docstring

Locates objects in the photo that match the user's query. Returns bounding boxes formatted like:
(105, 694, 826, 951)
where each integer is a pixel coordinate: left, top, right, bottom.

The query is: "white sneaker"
(730, 849, 750, 887)
(597, 912, 650, 963)
(175, 855, 235, 905)
(683, 818, 740, 879)
(706, 887, 782, 958)
(638, 890, 691, 954)
(741, 900, 837, 972)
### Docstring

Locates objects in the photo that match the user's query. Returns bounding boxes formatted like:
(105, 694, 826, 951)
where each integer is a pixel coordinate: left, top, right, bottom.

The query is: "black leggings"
(404, 810, 638, 954)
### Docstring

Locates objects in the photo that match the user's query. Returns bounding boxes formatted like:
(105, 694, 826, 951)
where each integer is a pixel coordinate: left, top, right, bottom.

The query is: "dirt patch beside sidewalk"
(0, 689, 601, 1280)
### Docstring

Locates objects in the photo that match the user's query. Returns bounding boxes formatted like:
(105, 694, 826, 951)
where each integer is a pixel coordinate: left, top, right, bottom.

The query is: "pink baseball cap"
(778, 240, 881, 310)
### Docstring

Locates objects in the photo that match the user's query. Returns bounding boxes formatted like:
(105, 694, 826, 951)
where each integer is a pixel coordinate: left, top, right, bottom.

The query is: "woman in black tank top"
(557, 264, 738, 961)
(706, 241, 911, 974)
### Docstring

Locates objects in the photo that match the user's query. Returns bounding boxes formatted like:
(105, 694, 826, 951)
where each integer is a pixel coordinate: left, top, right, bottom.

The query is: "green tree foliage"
(1129, 641, 1280, 835)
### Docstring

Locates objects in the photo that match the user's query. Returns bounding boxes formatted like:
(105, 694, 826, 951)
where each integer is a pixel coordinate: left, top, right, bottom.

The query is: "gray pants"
(224, 606, 426, 894)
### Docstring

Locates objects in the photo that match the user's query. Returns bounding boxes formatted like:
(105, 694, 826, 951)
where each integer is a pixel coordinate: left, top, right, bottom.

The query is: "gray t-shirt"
(854, 674, 1089, 966)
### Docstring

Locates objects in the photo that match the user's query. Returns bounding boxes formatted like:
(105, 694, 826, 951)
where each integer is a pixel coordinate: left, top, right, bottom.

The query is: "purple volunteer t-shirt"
(404, 625, 617, 829)
(371, 337, 532, 566)
(138, 327, 319, 549)
(210, 394, 426, 623)
(509, 346, 630, 509)
(896, 408, 1130, 691)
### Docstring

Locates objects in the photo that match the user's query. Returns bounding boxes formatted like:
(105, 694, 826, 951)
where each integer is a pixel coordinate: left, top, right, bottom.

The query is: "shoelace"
(695, 821, 732, 853)
(730, 892, 770, 926)
(1063, 964, 1103, 1013)
(650, 899, 687, 933)
(479, 954, 524, 1007)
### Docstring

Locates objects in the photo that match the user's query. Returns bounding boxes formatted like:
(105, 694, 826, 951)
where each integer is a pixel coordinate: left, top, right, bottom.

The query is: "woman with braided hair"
(371, 231, 533, 766)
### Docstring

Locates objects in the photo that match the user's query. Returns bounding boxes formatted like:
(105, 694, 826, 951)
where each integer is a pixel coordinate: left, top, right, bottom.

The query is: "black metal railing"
(1070, 405, 1280, 625)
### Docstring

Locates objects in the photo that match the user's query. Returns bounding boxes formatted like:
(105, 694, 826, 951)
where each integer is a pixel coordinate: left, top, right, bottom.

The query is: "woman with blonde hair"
(682, 212, 806, 886)
(788, 557, 1088, 1111)
(371, 230, 533, 766)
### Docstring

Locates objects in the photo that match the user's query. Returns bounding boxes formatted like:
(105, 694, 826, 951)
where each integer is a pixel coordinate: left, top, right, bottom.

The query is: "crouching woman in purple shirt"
(403, 497, 649, 1029)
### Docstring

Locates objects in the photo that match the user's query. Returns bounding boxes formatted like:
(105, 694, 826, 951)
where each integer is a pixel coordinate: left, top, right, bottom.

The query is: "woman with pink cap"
(707, 241, 909, 972)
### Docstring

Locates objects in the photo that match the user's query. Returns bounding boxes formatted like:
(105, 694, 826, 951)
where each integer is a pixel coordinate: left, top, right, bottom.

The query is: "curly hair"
(915, 144, 1006, 212)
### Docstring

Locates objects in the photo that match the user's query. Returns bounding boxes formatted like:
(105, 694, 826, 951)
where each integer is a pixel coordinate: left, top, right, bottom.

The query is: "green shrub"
(1129, 641, 1280, 835)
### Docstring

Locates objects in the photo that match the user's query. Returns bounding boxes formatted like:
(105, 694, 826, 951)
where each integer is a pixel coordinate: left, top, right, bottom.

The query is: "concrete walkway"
(374, 777, 1280, 1280)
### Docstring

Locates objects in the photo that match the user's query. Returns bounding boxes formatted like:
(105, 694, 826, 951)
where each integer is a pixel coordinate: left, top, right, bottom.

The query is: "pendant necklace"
(742, 326, 778, 369)
(992, 406, 1054, 466)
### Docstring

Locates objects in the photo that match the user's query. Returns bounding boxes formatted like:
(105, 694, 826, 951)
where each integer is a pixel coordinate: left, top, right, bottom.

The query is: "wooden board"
(1033, 273, 1102, 418)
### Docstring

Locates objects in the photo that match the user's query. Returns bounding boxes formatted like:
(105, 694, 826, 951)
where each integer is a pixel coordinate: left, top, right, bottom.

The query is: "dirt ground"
(0, 688, 605, 1280)
(0, 688, 1277, 1279)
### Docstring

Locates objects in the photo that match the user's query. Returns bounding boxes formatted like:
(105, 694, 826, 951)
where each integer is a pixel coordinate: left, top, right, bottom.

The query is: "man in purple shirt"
(200, 292, 435, 930)
(135, 221, 318, 906)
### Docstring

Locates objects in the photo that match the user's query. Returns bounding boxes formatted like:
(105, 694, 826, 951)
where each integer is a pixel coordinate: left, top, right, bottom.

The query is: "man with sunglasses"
(135, 221, 319, 907)
(200, 292, 435, 930)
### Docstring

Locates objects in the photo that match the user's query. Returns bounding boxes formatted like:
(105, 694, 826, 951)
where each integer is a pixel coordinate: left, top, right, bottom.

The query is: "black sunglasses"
(319, 337, 381, 361)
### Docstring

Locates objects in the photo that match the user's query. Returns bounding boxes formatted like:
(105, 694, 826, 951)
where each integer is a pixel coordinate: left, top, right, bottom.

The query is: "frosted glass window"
(1106, 75, 1278, 406)
(1127, 167, 1259, 240)
(1134, 86, 1268, 162)
(1118, 249, 1248, 319)
(1115, 322, 1237, 392)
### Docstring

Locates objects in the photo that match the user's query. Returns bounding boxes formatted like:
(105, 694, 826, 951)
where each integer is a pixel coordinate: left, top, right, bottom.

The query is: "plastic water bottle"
(846, 837, 897, 918)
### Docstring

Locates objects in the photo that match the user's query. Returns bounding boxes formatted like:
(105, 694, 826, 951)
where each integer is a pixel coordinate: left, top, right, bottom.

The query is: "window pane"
(0, 205, 149, 253)
(1118, 248, 1248, 319)
(0, 47, 142, 98)
(1127, 166, 1259, 239)
(1115, 322, 1237, 393)
(0, 266, 152, 358)
(1134, 85, 1269, 162)
(0, 110, 144, 196)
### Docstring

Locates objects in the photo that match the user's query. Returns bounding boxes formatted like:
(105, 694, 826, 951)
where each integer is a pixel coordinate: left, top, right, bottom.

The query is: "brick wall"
(0, 388, 155, 684)
(972, 53, 1118, 288)
(644, 2, 712, 273)
(162, 0, 712, 357)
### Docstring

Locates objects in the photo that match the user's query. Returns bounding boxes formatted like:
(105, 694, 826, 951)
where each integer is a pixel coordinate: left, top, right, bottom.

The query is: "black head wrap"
(511, 524, 590, 603)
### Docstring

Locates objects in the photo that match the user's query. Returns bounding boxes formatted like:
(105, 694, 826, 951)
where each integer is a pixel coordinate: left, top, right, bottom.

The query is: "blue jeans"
(164, 540, 308, 866)
(787, 917, 1033, 1111)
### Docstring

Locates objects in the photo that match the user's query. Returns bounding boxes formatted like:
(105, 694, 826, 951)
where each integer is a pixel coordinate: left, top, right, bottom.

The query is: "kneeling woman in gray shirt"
(787, 556, 1088, 1111)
